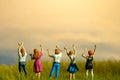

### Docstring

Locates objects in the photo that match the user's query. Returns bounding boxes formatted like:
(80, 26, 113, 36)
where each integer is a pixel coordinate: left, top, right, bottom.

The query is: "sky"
(0, 0, 120, 65)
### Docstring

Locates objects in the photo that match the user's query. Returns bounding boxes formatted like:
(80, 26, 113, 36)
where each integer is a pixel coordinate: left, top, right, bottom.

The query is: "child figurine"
(18, 42, 27, 75)
(64, 44, 78, 80)
(47, 45, 62, 80)
(82, 45, 96, 80)
(29, 45, 43, 80)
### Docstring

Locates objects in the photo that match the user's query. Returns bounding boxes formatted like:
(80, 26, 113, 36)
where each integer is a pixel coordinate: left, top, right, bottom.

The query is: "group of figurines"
(18, 42, 96, 80)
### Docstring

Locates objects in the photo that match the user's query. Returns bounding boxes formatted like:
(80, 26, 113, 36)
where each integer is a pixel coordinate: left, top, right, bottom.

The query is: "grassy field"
(0, 60, 120, 80)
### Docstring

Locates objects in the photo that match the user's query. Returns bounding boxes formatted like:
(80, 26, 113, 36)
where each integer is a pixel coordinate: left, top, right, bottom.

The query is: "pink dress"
(33, 52, 43, 73)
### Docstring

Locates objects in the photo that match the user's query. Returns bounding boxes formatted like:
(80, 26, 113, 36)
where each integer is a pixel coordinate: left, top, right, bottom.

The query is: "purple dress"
(33, 52, 43, 73)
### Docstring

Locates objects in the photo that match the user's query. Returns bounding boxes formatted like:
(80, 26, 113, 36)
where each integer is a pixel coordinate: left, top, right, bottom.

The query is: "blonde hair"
(68, 51, 75, 55)
(20, 48, 25, 57)
(33, 49, 40, 59)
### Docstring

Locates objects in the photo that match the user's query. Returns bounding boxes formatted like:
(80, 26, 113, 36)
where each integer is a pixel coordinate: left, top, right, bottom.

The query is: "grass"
(0, 60, 120, 80)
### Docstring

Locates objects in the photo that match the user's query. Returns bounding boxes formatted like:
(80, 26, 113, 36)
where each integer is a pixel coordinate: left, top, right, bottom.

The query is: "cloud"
(0, 0, 120, 65)
(0, 49, 17, 65)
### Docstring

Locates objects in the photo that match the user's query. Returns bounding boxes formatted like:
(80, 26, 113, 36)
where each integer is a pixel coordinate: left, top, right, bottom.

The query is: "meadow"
(0, 60, 120, 80)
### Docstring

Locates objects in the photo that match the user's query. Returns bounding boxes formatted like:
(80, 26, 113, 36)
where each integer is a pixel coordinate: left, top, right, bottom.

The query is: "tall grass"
(0, 60, 120, 80)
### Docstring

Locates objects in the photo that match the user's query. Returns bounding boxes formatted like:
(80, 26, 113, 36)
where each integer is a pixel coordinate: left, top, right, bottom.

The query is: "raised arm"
(93, 45, 96, 54)
(29, 53, 33, 60)
(18, 45, 21, 53)
(56, 45, 62, 52)
(47, 49, 52, 57)
(18, 42, 25, 52)
(72, 44, 76, 55)
(81, 48, 87, 59)
(64, 47, 69, 55)
(40, 44, 43, 52)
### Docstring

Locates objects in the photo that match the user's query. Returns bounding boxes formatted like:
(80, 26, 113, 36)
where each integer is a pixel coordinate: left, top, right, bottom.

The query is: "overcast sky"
(0, 0, 120, 65)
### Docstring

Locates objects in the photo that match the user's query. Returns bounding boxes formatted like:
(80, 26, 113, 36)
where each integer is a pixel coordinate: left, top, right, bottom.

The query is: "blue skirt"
(67, 63, 79, 73)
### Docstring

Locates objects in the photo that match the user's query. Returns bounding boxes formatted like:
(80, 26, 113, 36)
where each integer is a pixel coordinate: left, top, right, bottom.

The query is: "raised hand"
(64, 47, 67, 50)
(18, 42, 21, 46)
(47, 49, 49, 52)
(56, 45, 62, 52)
(18, 41, 24, 46)
(94, 44, 96, 53)
(56, 45, 58, 48)
(29, 54, 32, 56)
(82, 48, 87, 55)
(81, 48, 87, 58)
(40, 44, 42, 47)
(94, 45, 96, 49)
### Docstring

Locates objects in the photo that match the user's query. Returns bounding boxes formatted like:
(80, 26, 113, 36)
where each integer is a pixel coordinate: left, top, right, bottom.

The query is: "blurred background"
(0, 0, 120, 65)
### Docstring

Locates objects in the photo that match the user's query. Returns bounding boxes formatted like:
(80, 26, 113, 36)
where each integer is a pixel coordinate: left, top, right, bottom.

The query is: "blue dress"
(67, 55, 79, 73)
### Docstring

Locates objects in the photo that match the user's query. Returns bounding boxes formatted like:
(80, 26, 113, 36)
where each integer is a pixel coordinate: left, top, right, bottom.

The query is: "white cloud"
(0, 0, 120, 64)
